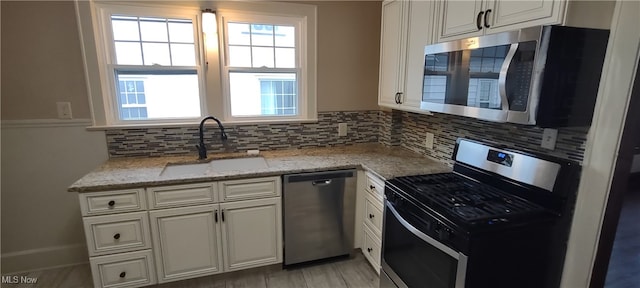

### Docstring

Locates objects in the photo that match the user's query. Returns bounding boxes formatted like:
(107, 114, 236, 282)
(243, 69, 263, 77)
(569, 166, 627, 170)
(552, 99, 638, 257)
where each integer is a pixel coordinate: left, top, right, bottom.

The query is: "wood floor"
(5, 252, 379, 288)
(605, 185, 640, 288)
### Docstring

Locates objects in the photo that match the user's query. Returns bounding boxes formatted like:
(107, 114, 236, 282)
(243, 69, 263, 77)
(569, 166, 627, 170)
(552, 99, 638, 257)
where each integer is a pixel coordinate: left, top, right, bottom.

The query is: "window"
(260, 79, 297, 115)
(220, 12, 312, 121)
(83, 2, 316, 126)
(94, 4, 204, 123)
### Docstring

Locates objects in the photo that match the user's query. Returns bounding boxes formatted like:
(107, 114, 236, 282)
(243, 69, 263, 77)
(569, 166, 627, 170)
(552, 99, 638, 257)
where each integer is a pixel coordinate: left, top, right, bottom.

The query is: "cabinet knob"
(119, 272, 126, 278)
(369, 214, 375, 219)
(367, 247, 373, 253)
(476, 11, 485, 30)
(108, 200, 115, 207)
(113, 233, 120, 240)
(484, 9, 492, 28)
(369, 185, 375, 190)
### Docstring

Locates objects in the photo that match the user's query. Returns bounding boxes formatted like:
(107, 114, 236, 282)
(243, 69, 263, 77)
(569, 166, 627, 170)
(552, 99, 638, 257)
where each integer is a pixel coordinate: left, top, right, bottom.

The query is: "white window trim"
(91, 2, 207, 126)
(218, 10, 316, 123)
(77, 1, 317, 128)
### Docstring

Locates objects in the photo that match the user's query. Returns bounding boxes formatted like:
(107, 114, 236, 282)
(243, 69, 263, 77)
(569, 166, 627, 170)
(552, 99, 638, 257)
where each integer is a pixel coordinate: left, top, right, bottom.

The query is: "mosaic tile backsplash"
(397, 111, 589, 166)
(106, 109, 589, 165)
(106, 111, 380, 158)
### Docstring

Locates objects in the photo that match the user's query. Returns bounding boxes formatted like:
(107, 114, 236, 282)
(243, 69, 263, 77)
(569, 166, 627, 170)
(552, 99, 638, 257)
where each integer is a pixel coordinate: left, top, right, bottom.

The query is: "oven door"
(381, 199, 467, 288)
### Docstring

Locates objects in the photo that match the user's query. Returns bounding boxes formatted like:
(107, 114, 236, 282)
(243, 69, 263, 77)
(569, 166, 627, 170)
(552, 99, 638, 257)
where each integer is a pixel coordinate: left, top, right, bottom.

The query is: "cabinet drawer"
(365, 172, 385, 200)
(362, 224, 381, 274)
(364, 194, 383, 236)
(147, 182, 217, 209)
(219, 177, 281, 201)
(79, 189, 146, 216)
(90, 249, 156, 288)
(83, 212, 152, 256)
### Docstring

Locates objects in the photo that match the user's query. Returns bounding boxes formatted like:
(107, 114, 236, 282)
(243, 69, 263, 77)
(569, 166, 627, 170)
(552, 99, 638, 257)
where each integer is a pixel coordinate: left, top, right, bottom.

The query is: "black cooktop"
(388, 173, 548, 226)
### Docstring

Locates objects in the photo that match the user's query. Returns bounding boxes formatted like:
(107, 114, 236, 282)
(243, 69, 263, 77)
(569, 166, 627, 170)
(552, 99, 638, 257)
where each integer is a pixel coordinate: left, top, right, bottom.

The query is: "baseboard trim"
(1, 244, 88, 274)
(1, 119, 93, 129)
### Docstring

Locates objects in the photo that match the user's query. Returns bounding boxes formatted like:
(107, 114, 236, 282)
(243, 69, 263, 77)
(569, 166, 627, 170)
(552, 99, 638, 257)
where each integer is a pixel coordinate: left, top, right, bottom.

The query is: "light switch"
(541, 128, 558, 150)
(56, 102, 72, 119)
(425, 132, 434, 149)
(338, 123, 347, 137)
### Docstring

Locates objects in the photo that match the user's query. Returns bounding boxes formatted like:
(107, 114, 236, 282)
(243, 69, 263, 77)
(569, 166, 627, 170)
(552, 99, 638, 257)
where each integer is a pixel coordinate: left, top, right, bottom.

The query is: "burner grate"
(394, 173, 544, 222)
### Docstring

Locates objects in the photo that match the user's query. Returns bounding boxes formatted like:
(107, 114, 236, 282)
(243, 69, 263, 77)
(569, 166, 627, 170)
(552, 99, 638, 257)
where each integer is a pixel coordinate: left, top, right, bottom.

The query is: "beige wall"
(1, 1, 91, 120)
(313, 1, 381, 112)
(1, 1, 381, 121)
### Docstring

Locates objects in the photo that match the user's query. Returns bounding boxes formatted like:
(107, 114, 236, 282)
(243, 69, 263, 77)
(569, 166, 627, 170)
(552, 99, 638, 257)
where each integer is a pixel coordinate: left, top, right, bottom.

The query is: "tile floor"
(4, 252, 379, 288)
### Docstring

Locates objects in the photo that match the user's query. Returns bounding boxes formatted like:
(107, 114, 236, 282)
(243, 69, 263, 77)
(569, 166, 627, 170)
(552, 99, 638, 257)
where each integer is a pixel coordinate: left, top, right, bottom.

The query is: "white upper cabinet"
(436, 0, 567, 42)
(378, 0, 436, 112)
(379, 0, 408, 108)
(438, 0, 485, 40)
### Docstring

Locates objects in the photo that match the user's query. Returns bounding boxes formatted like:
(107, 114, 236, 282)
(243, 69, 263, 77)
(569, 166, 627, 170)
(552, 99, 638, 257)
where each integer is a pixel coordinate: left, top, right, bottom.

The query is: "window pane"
(171, 44, 196, 66)
(228, 23, 250, 45)
(229, 72, 297, 117)
(274, 26, 294, 47)
(251, 24, 273, 46)
(140, 18, 168, 42)
(115, 42, 143, 65)
(229, 46, 251, 67)
(252, 47, 274, 68)
(275, 48, 295, 68)
(168, 22, 194, 43)
(116, 72, 201, 120)
(112, 19, 140, 41)
(142, 43, 171, 65)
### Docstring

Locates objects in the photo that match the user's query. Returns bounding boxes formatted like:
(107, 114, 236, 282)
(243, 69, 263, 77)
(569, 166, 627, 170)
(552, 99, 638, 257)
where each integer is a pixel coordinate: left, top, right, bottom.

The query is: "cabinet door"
(378, 0, 409, 108)
(149, 205, 223, 283)
(437, 0, 485, 42)
(486, 0, 565, 33)
(220, 198, 282, 271)
(402, 0, 437, 110)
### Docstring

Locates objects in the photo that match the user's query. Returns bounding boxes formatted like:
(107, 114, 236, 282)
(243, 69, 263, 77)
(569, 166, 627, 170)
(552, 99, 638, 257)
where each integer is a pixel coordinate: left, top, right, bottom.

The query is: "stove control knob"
(438, 228, 451, 241)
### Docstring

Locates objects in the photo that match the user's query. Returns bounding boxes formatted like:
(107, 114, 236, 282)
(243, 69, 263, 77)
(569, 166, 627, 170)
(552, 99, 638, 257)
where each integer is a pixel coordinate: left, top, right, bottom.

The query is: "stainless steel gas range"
(380, 138, 580, 288)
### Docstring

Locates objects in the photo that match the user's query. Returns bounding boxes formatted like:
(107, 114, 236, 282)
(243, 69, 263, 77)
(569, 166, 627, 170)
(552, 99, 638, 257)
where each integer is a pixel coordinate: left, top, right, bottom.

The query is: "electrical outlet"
(56, 102, 72, 119)
(338, 123, 347, 137)
(425, 132, 434, 149)
(541, 128, 558, 150)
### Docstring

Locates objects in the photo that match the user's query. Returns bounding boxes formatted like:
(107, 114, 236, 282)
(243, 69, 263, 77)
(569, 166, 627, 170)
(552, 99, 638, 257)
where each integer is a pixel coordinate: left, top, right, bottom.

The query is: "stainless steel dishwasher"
(283, 169, 357, 266)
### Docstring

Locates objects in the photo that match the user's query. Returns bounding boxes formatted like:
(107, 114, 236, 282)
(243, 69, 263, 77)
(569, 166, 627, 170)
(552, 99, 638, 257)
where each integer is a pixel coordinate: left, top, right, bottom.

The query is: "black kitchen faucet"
(197, 116, 227, 160)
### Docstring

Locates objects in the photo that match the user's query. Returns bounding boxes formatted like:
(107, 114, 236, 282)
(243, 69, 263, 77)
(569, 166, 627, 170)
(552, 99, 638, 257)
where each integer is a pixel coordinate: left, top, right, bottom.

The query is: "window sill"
(86, 118, 320, 130)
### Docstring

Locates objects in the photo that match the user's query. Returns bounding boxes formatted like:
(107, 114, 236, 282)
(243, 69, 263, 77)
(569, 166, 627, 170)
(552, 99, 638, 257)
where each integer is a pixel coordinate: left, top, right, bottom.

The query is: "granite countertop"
(68, 144, 452, 192)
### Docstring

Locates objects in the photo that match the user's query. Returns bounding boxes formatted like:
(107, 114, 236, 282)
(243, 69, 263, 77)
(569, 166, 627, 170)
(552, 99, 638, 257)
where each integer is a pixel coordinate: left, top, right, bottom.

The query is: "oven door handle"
(386, 201, 460, 259)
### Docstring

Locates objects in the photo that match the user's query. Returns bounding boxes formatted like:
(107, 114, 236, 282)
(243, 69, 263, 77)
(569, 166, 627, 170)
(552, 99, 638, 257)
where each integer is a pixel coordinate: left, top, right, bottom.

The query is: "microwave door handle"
(499, 43, 519, 111)
(385, 201, 460, 259)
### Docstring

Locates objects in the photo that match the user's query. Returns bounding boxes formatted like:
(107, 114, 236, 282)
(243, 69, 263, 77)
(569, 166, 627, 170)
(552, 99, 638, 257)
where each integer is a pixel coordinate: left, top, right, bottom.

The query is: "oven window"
(383, 203, 458, 288)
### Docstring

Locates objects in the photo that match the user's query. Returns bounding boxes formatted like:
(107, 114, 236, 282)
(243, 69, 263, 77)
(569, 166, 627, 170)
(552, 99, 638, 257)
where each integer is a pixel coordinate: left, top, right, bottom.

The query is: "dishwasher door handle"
(311, 179, 333, 186)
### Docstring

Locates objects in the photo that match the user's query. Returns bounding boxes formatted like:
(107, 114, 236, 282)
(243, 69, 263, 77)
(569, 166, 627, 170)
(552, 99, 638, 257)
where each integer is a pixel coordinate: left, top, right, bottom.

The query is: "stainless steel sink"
(160, 157, 268, 177)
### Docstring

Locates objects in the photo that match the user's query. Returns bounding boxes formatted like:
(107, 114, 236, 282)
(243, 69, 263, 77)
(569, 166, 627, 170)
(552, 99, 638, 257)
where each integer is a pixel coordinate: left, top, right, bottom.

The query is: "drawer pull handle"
(221, 210, 225, 222)
(369, 214, 375, 219)
(369, 185, 375, 190)
(113, 233, 121, 240)
(119, 272, 126, 278)
(215, 210, 219, 223)
(367, 247, 372, 253)
(108, 200, 115, 207)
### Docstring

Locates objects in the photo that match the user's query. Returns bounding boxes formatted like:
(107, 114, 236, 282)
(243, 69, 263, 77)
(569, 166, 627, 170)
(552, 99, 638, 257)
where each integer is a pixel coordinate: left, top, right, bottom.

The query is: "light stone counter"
(68, 144, 451, 192)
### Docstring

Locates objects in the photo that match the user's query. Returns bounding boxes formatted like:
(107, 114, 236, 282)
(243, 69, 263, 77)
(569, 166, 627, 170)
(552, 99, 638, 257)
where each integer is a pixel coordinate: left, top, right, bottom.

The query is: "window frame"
(218, 11, 310, 122)
(93, 2, 207, 125)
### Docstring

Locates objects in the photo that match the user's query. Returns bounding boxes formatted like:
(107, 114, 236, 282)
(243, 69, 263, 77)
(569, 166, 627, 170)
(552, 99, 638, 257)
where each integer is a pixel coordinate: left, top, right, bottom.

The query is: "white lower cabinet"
(80, 176, 282, 287)
(89, 250, 156, 288)
(359, 171, 385, 274)
(149, 205, 223, 283)
(220, 198, 282, 271)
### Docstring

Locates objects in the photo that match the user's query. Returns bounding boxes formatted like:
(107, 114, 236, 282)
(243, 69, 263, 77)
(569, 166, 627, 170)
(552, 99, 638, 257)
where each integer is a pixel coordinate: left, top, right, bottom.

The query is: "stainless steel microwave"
(420, 26, 609, 127)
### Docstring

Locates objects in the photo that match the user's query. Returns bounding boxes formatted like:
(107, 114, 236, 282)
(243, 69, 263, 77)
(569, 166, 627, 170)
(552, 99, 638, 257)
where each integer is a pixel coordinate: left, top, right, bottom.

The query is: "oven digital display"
(487, 149, 513, 167)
